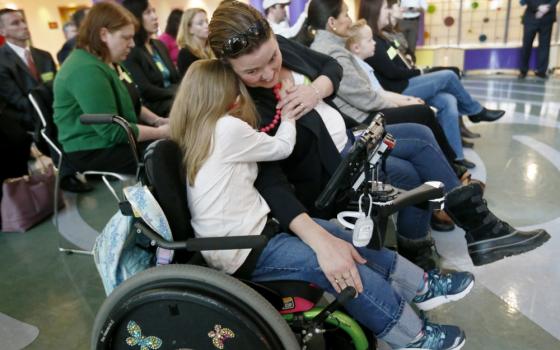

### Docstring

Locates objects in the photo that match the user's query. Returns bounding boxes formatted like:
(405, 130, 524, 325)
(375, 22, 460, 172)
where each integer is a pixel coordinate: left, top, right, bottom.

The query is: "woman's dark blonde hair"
(208, 0, 272, 60)
(76, 2, 138, 62)
(176, 8, 214, 60)
(169, 59, 258, 185)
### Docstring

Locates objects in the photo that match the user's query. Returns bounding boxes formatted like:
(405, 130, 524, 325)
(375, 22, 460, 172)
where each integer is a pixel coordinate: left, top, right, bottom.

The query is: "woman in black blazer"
(122, 0, 179, 117)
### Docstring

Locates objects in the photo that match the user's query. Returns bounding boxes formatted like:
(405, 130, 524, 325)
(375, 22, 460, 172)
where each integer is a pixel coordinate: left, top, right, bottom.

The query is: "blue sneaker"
(413, 269, 475, 311)
(398, 322, 466, 350)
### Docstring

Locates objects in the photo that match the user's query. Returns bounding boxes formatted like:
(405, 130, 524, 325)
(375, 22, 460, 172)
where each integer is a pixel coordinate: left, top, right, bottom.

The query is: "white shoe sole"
(396, 336, 466, 350)
(415, 280, 475, 311)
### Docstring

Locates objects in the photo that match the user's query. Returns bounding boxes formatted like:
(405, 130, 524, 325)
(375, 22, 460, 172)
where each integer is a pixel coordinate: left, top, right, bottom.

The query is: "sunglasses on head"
(221, 20, 268, 57)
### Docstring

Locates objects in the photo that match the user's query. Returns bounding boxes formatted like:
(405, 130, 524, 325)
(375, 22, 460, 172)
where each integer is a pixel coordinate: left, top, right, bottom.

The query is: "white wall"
(0, 0, 90, 60)
(0, 0, 243, 61)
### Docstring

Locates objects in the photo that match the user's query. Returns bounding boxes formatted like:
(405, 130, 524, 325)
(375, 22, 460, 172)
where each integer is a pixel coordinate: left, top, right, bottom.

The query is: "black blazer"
(0, 44, 56, 130)
(177, 47, 200, 78)
(251, 35, 354, 229)
(123, 39, 179, 116)
(365, 36, 421, 93)
(523, 0, 558, 25)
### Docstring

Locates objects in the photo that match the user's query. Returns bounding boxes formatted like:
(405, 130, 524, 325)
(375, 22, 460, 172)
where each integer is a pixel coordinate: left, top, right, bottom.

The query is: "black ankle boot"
(397, 236, 437, 271)
(468, 108, 505, 123)
(444, 183, 550, 266)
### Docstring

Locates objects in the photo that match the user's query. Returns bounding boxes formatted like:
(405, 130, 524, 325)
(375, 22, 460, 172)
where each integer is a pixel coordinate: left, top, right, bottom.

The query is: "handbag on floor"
(1, 158, 62, 233)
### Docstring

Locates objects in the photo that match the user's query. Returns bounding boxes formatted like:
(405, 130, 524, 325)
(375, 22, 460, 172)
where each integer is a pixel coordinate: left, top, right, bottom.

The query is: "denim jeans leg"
(404, 70, 483, 115)
(427, 92, 464, 160)
(314, 219, 425, 301)
(251, 226, 423, 345)
(386, 124, 462, 191)
(384, 155, 431, 240)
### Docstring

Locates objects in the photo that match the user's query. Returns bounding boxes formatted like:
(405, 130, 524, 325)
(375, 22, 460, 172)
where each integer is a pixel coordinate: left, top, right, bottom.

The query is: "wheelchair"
(88, 114, 445, 350)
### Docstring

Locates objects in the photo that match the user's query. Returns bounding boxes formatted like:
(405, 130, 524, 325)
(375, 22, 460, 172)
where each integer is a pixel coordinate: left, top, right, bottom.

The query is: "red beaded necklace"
(260, 82, 283, 133)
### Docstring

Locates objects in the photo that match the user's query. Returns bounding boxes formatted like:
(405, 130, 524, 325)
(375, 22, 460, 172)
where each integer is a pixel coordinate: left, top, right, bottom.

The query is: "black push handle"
(310, 286, 357, 327)
(80, 114, 140, 168)
(79, 114, 115, 125)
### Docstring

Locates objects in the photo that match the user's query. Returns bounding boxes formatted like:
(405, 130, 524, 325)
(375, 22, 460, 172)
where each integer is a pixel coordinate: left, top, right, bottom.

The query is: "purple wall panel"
(463, 47, 537, 71)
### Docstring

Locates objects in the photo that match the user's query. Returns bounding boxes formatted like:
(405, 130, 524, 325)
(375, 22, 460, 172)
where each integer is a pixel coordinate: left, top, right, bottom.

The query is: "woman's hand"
(153, 117, 169, 126)
(397, 95, 424, 106)
(314, 234, 366, 294)
(277, 84, 321, 120)
(156, 123, 170, 139)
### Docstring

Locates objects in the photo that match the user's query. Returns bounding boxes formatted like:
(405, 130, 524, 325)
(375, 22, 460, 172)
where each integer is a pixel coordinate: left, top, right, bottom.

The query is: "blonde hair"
(345, 19, 369, 50)
(176, 8, 214, 60)
(169, 59, 258, 185)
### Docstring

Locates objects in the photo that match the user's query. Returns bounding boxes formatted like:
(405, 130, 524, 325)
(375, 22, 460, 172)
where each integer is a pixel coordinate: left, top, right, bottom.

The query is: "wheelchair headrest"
(143, 139, 195, 244)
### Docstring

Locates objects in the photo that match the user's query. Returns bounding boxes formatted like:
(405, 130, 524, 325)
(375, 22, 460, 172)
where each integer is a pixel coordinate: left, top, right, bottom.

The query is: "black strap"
(233, 218, 281, 279)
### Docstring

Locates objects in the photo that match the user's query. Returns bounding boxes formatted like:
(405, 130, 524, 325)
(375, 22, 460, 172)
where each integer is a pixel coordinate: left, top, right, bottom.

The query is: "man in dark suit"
(519, 0, 558, 78)
(0, 8, 91, 193)
(0, 8, 56, 131)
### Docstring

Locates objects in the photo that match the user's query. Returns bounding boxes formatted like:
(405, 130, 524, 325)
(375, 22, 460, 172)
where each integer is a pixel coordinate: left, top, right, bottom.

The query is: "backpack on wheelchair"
(88, 114, 445, 350)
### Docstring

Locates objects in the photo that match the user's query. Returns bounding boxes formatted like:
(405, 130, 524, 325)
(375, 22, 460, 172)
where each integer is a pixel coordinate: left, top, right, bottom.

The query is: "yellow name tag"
(121, 71, 133, 84)
(41, 71, 54, 82)
(387, 46, 398, 60)
(155, 61, 165, 72)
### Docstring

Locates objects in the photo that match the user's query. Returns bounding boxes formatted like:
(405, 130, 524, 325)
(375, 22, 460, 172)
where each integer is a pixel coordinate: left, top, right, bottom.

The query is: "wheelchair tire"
(91, 264, 300, 350)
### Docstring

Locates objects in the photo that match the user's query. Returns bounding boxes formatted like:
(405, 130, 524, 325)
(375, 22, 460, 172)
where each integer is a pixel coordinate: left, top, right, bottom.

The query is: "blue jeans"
(402, 70, 483, 160)
(251, 218, 425, 346)
(384, 124, 461, 239)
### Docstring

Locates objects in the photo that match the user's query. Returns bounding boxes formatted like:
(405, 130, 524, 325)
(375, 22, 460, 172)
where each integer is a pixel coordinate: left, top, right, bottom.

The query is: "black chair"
(28, 89, 135, 254)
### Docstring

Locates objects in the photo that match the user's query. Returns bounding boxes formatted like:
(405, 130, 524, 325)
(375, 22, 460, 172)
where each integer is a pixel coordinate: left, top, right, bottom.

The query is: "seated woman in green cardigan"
(53, 1, 169, 174)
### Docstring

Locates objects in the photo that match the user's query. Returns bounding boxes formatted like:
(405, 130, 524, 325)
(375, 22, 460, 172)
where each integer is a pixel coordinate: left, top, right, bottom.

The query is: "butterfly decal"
(208, 324, 235, 349)
(125, 320, 163, 350)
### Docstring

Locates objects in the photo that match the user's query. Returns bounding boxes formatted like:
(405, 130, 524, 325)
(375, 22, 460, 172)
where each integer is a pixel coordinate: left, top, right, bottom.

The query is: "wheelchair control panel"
(316, 114, 445, 250)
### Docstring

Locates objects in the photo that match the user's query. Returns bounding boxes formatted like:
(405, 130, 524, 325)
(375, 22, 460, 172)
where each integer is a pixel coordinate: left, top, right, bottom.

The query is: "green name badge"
(387, 46, 398, 60)
(41, 71, 54, 82)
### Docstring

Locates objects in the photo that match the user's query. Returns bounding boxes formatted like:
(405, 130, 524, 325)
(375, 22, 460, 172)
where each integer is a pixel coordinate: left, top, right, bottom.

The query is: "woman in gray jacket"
(307, 0, 459, 170)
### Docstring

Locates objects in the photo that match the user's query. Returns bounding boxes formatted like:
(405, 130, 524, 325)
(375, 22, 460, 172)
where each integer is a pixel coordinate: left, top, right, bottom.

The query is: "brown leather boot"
(431, 210, 455, 231)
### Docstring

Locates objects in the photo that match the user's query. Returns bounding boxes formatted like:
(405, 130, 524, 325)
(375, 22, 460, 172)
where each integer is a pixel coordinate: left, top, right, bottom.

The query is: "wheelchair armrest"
(379, 182, 445, 217)
(133, 222, 268, 251)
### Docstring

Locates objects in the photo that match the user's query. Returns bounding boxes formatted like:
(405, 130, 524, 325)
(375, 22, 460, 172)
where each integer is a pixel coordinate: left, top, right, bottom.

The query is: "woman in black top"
(122, 0, 179, 117)
(207, 0, 548, 288)
(176, 8, 214, 77)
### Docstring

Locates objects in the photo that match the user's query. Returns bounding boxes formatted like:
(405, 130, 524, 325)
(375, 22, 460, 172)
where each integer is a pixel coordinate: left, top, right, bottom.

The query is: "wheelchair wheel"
(91, 265, 300, 350)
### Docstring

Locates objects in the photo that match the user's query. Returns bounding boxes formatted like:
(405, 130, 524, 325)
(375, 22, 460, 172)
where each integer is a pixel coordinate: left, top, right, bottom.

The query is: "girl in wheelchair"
(169, 59, 473, 350)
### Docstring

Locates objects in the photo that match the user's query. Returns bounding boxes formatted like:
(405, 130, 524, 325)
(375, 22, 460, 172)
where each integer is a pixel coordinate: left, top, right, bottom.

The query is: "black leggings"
(65, 142, 151, 175)
(365, 104, 457, 167)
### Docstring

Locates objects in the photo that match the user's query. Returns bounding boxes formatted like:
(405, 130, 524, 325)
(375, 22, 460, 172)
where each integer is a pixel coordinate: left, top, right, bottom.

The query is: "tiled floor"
(0, 74, 559, 349)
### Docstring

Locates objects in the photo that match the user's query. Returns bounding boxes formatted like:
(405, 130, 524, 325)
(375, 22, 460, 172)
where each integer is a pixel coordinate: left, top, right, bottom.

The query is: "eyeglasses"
(221, 20, 268, 57)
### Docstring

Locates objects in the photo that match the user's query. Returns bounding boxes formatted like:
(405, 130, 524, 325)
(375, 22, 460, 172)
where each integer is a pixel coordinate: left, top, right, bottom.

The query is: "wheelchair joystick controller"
(302, 286, 357, 346)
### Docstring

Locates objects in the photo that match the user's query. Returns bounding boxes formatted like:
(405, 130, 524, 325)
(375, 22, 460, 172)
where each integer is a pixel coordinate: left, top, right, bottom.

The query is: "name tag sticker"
(155, 61, 165, 72)
(387, 46, 398, 60)
(393, 40, 400, 48)
(41, 72, 54, 82)
(121, 71, 133, 84)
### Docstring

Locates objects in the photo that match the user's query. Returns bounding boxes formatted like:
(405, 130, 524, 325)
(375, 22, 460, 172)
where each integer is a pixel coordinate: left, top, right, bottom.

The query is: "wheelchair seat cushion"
(254, 280, 324, 314)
